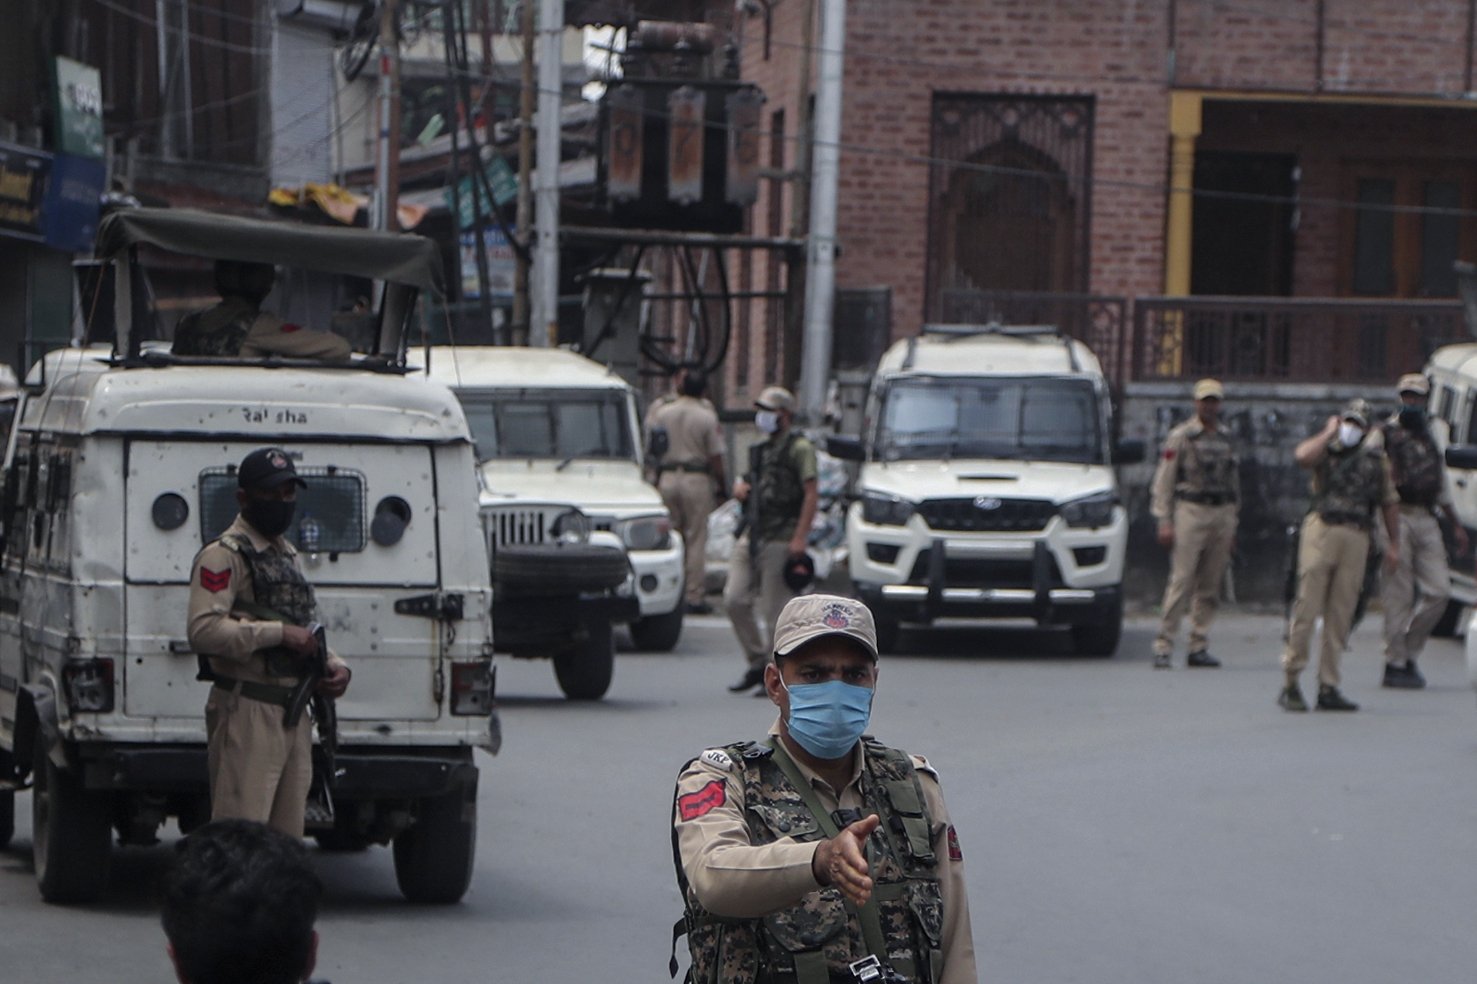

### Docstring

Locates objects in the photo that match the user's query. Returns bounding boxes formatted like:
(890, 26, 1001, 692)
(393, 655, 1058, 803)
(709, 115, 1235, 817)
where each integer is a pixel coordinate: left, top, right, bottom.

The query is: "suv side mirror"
(1446, 444, 1477, 470)
(1113, 438, 1146, 465)
(826, 434, 865, 462)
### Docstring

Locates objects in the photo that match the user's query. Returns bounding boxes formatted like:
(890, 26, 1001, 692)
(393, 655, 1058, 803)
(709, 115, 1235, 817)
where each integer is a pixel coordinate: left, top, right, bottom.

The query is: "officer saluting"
(187, 448, 351, 837)
(672, 594, 976, 984)
(1148, 378, 1240, 669)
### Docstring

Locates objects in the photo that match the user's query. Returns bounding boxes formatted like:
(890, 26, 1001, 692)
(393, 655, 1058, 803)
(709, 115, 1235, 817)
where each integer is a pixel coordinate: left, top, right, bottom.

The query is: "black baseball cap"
(237, 448, 307, 491)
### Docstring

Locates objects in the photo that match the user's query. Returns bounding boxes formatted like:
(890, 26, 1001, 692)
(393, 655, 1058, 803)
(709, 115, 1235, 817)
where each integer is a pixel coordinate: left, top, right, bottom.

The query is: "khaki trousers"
(1154, 500, 1238, 656)
(206, 685, 312, 838)
(1282, 513, 1369, 689)
(1380, 506, 1450, 665)
(659, 471, 713, 606)
(724, 536, 798, 668)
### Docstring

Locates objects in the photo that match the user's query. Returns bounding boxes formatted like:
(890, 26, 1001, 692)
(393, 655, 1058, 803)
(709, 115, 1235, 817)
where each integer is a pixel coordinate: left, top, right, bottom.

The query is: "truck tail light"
(450, 660, 495, 716)
(63, 658, 115, 713)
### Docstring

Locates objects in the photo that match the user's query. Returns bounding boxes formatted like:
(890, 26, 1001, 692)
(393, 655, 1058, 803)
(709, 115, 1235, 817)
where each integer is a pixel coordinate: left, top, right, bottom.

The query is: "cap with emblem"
(755, 386, 796, 413)
(1341, 398, 1372, 428)
(1396, 373, 1430, 396)
(772, 593, 878, 662)
(1192, 378, 1224, 401)
(236, 447, 307, 491)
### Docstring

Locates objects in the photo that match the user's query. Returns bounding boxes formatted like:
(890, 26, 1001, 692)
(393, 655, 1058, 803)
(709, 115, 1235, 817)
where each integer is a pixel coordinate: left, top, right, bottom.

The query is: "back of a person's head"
(680, 369, 706, 398)
(161, 819, 321, 984)
(213, 260, 276, 306)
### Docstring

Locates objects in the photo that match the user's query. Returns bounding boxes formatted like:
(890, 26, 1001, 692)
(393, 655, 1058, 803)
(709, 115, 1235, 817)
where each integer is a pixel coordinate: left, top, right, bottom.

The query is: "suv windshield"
(459, 389, 635, 462)
(874, 375, 1103, 463)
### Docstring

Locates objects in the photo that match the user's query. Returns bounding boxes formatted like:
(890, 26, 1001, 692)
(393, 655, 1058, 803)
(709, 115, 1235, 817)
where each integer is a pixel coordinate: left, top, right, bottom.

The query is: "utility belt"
(660, 461, 710, 474)
(211, 674, 296, 709)
(1176, 490, 1235, 506)
(1317, 510, 1371, 530)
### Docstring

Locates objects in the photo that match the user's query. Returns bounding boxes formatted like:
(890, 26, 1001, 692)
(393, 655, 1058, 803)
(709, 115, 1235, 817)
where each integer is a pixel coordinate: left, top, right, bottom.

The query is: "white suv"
(829, 325, 1143, 655)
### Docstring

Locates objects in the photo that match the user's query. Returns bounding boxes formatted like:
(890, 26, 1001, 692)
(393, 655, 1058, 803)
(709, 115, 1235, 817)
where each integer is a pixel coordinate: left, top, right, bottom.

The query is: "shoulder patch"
(947, 825, 963, 861)
(281, 322, 302, 333)
(700, 748, 734, 771)
(199, 567, 231, 593)
(911, 753, 940, 781)
(677, 778, 726, 821)
(1162, 449, 1177, 460)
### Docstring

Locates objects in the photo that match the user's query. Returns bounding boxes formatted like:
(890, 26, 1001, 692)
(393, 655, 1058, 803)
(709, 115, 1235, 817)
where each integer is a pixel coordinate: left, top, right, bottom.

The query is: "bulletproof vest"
(1314, 445, 1387, 528)
(221, 531, 317, 674)
(678, 739, 944, 984)
(755, 432, 808, 543)
(1381, 422, 1442, 506)
(1178, 426, 1238, 497)
(172, 300, 253, 356)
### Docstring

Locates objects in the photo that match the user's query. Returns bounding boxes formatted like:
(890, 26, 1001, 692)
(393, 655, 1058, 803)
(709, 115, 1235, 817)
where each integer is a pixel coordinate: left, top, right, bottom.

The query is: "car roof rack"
(905, 323, 1080, 373)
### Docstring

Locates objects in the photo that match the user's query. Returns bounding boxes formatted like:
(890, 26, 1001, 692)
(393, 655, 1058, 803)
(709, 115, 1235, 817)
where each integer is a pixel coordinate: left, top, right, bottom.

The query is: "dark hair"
(161, 819, 322, 984)
(680, 369, 706, 398)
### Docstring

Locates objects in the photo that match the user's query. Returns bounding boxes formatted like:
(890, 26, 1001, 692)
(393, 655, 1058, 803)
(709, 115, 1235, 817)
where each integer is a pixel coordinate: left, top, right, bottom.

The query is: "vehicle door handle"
(169, 640, 194, 655)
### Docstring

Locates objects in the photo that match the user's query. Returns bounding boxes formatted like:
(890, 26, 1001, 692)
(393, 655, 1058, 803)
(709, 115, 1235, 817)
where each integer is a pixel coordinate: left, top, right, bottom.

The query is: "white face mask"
(755, 409, 780, 434)
(1337, 422, 1364, 448)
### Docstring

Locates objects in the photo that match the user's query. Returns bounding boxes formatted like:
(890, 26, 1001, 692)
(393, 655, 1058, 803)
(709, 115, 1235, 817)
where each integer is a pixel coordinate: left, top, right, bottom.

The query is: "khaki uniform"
(1282, 443, 1398, 688)
(726, 431, 818, 668)
(1149, 418, 1240, 658)
(673, 721, 977, 984)
(650, 395, 725, 606)
(187, 516, 346, 837)
(1377, 418, 1454, 666)
(174, 297, 351, 360)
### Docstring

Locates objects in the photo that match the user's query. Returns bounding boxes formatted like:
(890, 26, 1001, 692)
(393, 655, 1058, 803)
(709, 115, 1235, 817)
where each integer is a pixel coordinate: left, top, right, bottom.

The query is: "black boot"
(1186, 650, 1221, 668)
(728, 666, 764, 693)
(1381, 660, 1426, 690)
(1277, 684, 1308, 712)
(1316, 685, 1359, 711)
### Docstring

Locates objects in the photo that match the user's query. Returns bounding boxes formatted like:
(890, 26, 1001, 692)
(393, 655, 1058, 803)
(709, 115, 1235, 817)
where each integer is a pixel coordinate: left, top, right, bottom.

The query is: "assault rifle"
(285, 622, 339, 795)
(735, 442, 763, 563)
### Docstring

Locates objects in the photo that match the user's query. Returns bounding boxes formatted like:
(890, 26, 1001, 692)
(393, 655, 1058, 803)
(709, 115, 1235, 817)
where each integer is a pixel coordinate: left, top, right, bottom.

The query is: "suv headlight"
(550, 508, 592, 544)
(1060, 490, 1118, 529)
(617, 514, 672, 551)
(860, 491, 915, 526)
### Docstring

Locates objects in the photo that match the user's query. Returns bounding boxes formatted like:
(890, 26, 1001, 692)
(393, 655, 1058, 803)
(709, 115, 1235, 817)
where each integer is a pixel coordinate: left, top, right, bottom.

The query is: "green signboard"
(53, 57, 104, 159)
(445, 156, 520, 231)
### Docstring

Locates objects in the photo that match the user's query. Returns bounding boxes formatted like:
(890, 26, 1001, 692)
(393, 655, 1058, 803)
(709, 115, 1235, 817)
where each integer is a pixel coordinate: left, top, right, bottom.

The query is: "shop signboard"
(53, 57, 105, 159)
(0, 142, 49, 242)
(460, 226, 516, 300)
(43, 152, 106, 252)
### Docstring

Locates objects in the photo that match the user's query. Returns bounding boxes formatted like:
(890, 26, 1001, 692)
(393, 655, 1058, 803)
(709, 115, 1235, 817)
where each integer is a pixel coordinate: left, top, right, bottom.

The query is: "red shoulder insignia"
(1162, 449, 1177, 460)
(678, 778, 726, 821)
(947, 824, 963, 861)
(281, 322, 302, 333)
(200, 567, 231, 593)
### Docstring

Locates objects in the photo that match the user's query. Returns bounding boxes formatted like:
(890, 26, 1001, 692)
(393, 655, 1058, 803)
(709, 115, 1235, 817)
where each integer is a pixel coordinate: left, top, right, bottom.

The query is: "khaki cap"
(1341, 398, 1372, 427)
(755, 386, 796, 412)
(772, 594, 878, 662)
(1192, 378, 1225, 401)
(1397, 373, 1430, 396)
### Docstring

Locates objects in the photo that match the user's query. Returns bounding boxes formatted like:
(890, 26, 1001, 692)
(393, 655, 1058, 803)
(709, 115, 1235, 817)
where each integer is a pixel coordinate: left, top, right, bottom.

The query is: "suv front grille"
(906, 551, 1066, 589)
(916, 497, 1057, 532)
(484, 507, 561, 552)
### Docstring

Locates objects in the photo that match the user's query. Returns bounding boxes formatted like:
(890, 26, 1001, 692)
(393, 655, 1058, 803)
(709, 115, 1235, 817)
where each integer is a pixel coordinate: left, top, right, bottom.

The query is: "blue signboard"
(42, 152, 105, 253)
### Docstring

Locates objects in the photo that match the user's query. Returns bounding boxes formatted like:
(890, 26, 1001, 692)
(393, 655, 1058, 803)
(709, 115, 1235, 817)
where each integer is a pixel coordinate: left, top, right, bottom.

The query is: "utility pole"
(798, 0, 845, 424)
(513, 0, 535, 342)
(782, 0, 815, 391)
(530, 0, 564, 346)
(374, 0, 402, 231)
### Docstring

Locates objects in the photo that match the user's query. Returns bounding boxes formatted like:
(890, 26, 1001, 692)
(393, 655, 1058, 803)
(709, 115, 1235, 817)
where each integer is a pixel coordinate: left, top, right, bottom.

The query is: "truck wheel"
(1430, 600, 1465, 638)
(32, 743, 112, 904)
(0, 790, 13, 850)
(393, 785, 476, 904)
(493, 544, 629, 594)
(628, 606, 683, 652)
(554, 618, 615, 700)
(1071, 604, 1123, 657)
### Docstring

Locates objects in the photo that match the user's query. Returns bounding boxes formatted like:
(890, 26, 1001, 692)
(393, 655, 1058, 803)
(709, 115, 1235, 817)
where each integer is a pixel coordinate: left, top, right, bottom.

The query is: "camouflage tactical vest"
(677, 739, 944, 984)
(1179, 426, 1238, 498)
(1314, 445, 1387, 529)
(221, 532, 317, 675)
(1381, 422, 1442, 506)
(173, 301, 253, 356)
(755, 432, 808, 543)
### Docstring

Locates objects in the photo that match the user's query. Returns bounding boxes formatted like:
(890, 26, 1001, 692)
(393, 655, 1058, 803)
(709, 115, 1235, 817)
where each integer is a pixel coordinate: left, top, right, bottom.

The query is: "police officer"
(649, 369, 727, 614)
(1377, 373, 1467, 689)
(174, 260, 351, 360)
(187, 448, 351, 837)
(673, 594, 977, 984)
(1149, 378, 1240, 669)
(725, 386, 818, 694)
(1279, 401, 1400, 712)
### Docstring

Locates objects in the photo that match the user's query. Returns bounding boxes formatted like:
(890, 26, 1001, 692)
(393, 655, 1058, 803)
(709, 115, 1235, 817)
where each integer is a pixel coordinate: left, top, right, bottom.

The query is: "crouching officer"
(187, 448, 351, 837)
(671, 595, 977, 984)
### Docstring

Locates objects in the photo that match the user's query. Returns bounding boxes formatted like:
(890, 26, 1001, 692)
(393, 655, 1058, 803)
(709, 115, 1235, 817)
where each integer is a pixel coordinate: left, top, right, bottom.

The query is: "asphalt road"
(1, 611, 1474, 984)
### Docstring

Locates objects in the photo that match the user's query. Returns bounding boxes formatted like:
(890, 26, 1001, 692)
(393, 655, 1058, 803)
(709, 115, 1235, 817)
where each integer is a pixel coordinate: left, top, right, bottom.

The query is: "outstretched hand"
(811, 813, 880, 907)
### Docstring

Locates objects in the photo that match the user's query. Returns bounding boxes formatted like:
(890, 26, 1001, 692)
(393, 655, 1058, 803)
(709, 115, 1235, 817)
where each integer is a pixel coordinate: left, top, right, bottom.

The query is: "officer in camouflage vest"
(673, 595, 976, 984)
(1149, 378, 1240, 669)
(187, 448, 351, 837)
(1376, 373, 1468, 690)
(725, 387, 819, 694)
(1279, 401, 1400, 713)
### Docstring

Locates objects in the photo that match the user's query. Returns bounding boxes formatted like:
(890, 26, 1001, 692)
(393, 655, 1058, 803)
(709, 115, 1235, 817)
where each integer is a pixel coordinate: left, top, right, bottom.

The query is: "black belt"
(1318, 511, 1370, 530)
(1177, 491, 1235, 506)
(212, 676, 295, 708)
(662, 462, 709, 474)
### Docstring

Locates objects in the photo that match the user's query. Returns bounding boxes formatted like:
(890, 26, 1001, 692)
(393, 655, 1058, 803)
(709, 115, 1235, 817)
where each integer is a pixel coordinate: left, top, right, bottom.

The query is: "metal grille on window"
(198, 467, 366, 553)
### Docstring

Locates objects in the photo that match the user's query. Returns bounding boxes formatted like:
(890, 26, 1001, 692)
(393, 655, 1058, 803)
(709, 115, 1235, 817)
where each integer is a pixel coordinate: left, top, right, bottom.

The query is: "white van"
(0, 209, 497, 904)
(416, 346, 684, 700)
(829, 325, 1143, 654)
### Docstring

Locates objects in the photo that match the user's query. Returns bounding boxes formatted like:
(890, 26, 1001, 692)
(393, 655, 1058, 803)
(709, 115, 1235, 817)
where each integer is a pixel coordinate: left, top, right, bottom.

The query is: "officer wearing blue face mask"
(671, 594, 977, 984)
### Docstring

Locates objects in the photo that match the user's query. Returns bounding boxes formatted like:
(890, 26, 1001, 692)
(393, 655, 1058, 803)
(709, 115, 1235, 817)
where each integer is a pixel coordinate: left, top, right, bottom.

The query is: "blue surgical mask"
(755, 409, 780, 435)
(781, 678, 874, 760)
